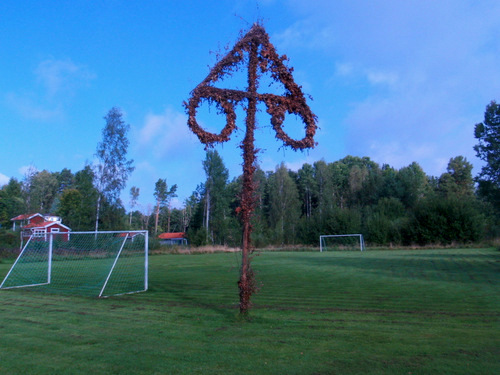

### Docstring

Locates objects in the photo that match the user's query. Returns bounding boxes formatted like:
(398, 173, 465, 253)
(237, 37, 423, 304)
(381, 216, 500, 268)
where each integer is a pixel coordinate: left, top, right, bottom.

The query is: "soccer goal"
(320, 234, 365, 252)
(0, 230, 148, 298)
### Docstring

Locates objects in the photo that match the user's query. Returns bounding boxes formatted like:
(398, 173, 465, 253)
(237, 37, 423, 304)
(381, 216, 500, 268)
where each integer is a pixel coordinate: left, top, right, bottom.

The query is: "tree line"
(185, 151, 497, 247)
(1, 101, 499, 247)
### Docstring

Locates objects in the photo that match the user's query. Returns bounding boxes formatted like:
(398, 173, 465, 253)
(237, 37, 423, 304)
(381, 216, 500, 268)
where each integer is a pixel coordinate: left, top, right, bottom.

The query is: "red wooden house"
(11, 213, 71, 242)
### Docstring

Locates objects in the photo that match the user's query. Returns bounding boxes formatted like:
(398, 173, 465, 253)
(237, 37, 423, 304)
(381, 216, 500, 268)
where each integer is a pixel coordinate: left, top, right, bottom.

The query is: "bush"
(0, 229, 20, 248)
(408, 196, 484, 245)
(148, 236, 161, 251)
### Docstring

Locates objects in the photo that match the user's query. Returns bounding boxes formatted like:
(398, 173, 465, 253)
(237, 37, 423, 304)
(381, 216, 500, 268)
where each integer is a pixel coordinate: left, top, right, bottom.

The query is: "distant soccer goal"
(320, 234, 365, 252)
(0, 230, 148, 298)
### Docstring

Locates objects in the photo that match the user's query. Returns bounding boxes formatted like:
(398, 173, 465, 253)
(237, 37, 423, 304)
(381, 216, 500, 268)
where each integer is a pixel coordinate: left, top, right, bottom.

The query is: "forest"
(0, 151, 497, 249)
(0, 102, 499, 249)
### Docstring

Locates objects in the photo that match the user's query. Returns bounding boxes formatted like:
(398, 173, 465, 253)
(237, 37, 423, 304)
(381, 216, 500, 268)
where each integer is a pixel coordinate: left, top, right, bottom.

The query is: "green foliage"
(267, 163, 301, 244)
(98, 199, 127, 231)
(94, 107, 135, 203)
(0, 178, 24, 228)
(187, 226, 209, 246)
(364, 197, 408, 245)
(325, 206, 362, 235)
(2, 144, 496, 247)
(148, 235, 161, 250)
(0, 228, 20, 248)
(201, 150, 232, 245)
(55, 168, 74, 193)
(56, 166, 97, 230)
(397, 162, 427, 208)
(181, 153, 493, 247)
(440, 156, 475, 197)
(30, 170, 59, 212)
(153, 178, 177, 234)
(474, 100, 500, 212)
(94, 107, 135, 232)
(128, 186, 140, 228)
(408, 195, 484, 245)
(57, 189, 84, 228)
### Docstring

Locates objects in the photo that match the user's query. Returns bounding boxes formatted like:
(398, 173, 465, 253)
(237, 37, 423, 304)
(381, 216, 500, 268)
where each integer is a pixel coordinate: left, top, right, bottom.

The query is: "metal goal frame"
(319, 234, 365, 252)
(0, 230, 149, 298)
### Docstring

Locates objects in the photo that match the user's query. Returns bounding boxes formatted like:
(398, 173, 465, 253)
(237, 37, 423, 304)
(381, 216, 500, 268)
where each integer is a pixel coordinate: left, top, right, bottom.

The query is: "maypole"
(185, 24, 317, 313)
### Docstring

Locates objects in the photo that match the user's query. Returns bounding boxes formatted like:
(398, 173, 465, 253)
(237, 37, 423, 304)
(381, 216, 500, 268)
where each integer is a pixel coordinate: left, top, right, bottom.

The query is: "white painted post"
(144, 231, 149, 292)
(48, 233, 53, 284)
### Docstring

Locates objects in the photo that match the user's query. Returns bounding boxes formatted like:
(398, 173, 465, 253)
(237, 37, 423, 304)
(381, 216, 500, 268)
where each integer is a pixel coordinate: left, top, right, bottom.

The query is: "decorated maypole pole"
(185, 24, 317, 313)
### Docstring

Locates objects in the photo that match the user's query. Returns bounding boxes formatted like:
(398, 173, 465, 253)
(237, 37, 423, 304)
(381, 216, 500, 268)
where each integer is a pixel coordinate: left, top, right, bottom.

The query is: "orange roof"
(11, 213, 43, 221)
(158, 232, 185, 239)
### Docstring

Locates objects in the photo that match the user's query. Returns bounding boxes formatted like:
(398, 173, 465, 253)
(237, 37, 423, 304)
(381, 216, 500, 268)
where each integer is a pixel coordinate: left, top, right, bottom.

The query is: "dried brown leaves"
(184, 24, 318, 150)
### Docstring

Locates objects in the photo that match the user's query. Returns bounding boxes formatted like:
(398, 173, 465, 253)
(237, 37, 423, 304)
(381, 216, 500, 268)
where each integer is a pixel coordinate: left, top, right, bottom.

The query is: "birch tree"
(202, 150, 229, 244)
(268, 163, 300, 245)
(94, 107, 134, 232)
(129, 186, 140, 227)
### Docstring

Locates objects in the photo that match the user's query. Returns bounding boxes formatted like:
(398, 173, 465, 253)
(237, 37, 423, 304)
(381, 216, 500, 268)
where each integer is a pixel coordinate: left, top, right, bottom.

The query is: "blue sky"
(1, 0, 499, 211)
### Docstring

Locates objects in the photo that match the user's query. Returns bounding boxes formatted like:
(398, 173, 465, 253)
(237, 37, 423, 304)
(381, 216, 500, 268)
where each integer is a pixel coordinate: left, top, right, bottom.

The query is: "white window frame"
(33, 229, 46, 238)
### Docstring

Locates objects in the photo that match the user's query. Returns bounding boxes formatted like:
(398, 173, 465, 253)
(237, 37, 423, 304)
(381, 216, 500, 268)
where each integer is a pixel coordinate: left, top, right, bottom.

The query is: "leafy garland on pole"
(185, 24, 317, 314)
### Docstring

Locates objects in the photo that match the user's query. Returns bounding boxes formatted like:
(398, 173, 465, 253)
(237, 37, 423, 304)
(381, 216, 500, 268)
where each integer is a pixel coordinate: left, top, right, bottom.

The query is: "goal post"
(0, 230, 148, 298)
(320, 234, 365, 252)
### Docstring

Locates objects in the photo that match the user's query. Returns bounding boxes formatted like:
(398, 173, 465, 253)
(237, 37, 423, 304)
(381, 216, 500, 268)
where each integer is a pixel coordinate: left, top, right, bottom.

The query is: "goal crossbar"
(320, 234, 365, 252)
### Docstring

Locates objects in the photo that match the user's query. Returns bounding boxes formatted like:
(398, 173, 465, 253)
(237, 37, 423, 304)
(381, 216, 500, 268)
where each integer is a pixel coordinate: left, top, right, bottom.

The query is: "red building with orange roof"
(158, 232, 187, 245)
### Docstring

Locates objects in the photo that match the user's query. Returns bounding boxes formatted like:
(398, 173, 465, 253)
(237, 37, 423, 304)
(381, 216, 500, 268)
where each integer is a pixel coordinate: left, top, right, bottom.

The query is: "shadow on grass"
(147, 278, 241, 320)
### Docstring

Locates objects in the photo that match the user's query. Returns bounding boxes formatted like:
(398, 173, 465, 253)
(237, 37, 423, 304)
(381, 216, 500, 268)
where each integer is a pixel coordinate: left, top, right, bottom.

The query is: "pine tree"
(474, 100, 500, 211)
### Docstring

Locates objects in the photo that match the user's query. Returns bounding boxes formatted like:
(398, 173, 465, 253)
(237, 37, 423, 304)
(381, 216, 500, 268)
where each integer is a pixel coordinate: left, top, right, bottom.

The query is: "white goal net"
(320, 234, 365, 252)
(0, 230, 148, 297)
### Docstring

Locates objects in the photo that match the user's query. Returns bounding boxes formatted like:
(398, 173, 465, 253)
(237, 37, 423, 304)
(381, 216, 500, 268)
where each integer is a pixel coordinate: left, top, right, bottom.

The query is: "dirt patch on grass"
(151, 245, 241, 255)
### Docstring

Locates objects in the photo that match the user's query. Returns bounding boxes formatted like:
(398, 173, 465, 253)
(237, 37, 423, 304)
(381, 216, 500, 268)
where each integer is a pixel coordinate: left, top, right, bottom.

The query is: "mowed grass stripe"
(0, 248, 499, 374)
(249, 249, 499, 314)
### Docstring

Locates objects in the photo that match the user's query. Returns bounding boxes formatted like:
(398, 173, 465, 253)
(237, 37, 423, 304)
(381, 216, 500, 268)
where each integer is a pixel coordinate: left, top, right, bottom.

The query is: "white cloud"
(135, 161, 156, 174)
(5, 92, 63, 121)
(35, 58, 96, 99)
(0, 172, 10, 186)
(18, 165, 38, 177)
(285, 156, 317, 172)
(5, 58, 95, 121)
(170, 197, 183, 210)
(366, 70, 399, 87)
(137, 107, 197, 158)
(335, 63, 353, 77)
(273, 20, 335, 52)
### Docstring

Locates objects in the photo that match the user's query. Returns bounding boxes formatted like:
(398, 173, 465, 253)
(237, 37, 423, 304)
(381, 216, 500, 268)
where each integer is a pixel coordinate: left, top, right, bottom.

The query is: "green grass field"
(1, 248, 499, 374)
